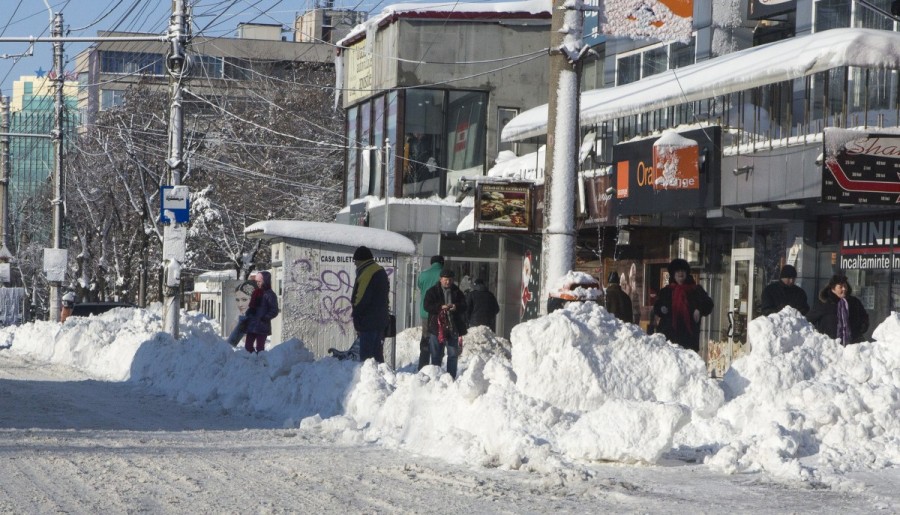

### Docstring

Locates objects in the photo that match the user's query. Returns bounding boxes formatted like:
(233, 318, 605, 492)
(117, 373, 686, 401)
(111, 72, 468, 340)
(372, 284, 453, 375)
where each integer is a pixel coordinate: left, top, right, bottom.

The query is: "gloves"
(693, 309, 700, 322)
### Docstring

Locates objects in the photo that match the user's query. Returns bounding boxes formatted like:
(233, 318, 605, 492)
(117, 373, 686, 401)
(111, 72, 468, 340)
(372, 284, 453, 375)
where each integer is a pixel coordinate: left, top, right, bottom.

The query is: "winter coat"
(424, 283, 468, 338)
(805, 288, 869, 344)
(652, 277, 714, 353)
(760, 281, 810, 316)
(417, 263, 444, 319)
(351, 258, 390, 333)
(604, 284, 634, 324)
(465, 284, 500, 331)
(246, 271, 279, 336)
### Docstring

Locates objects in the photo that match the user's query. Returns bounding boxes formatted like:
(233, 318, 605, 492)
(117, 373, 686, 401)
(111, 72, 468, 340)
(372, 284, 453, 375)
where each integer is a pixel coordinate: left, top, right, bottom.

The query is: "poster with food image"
(475, 183, 533, 233)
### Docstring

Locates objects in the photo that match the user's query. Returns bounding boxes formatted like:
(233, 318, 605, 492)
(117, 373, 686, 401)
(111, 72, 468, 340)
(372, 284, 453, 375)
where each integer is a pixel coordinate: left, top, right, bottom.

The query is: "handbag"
(383, 313, 397, 338)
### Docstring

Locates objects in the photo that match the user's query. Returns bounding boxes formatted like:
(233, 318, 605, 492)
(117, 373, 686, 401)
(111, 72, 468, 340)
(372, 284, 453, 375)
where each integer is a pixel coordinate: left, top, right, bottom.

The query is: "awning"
(244, 220, 416, 255)
(502, 28, 900, 141)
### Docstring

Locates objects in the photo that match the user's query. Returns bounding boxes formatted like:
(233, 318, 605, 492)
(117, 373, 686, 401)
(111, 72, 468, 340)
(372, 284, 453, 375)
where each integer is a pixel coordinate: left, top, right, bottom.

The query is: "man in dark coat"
(423, 269, 468, 379)
(465, 278, 500, 332)
(806, 275, 869, 345)
(244, 271, 279, 353)
(351, 246, 390, 363)
(604, 272, 634, 324)
(760, 264, 810, 316)
(653, 259, 714, 353)
(417, 255, 444, 370)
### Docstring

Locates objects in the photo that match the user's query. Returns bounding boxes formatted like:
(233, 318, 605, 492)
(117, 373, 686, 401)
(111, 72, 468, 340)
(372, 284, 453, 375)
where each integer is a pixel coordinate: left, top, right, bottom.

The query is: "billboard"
(839, 215, 900, 271)
(822, 128, 900, 205)
(613, 127, 720, 216)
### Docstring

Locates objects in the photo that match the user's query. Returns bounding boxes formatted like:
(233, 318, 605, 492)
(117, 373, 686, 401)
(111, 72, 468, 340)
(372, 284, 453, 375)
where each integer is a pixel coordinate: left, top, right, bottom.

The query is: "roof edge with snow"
(244, 220, 417, 255)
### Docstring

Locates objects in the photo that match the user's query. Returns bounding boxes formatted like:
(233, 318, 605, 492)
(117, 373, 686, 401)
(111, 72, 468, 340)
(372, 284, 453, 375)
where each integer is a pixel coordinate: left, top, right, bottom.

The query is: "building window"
(814, 0, 850, 32)
(855, 0, 894, 30)
(497, 107, 519, 155)
(446, 90, 486, 172)
(669, 39, 695, 69)
(346, 106, 358, 202)
(100, 89, 126, 110)
(99, 51, 164, 75)
(193, 55, 224, 79)
(642, 46, 667, 79)
(403, 89, 445, 197)
(224, 58, 253, 80)
(616, 53, 641, 86)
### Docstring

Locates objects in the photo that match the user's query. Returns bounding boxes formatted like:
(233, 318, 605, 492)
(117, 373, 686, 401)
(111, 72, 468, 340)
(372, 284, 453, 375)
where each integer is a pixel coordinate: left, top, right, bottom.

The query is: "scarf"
(671, 283, 695, 335)
(837, 297, 851, 345)
(248, 286, 264, 310)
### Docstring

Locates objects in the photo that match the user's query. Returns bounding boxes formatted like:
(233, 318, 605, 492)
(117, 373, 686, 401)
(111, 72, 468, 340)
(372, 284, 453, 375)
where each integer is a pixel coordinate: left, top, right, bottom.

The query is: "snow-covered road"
(2, 351, 896, 514)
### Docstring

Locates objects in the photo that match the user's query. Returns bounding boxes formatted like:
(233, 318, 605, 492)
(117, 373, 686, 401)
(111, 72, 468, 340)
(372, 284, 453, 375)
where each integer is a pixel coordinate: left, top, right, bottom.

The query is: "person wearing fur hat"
(760, 264, 809, 316)
(423, 269, 468, 379)
(805, 275, 869, 345)
(604, 271, 634, 323)
(652, 259, 714, 353)
(351, 246, 390, 363)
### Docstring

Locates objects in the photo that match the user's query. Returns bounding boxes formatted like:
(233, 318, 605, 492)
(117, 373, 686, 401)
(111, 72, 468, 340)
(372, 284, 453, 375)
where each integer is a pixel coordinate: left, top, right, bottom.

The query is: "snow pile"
(681, 308, 900, 483)
(2, 303, 899, 484)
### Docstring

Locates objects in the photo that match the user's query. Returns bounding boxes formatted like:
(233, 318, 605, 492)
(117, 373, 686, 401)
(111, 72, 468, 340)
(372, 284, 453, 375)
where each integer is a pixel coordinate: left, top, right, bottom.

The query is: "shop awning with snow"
(502, 28, 900, 142)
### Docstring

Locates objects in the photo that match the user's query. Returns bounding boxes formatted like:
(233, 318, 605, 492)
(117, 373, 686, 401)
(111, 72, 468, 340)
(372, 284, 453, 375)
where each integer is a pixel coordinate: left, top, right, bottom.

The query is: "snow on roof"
(196, 270, 238, 282)
(337, 0, 551, 47)
(244, 220, 416, 255)
(503, 28, 900, 141)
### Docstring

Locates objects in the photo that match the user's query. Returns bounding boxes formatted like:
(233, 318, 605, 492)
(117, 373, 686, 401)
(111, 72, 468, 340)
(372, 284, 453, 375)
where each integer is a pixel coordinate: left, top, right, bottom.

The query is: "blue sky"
(0, 0, 362, 98)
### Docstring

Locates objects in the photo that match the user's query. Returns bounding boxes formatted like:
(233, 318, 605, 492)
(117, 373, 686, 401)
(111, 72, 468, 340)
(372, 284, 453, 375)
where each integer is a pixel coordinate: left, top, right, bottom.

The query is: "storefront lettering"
(844, 137, 900, 158)
(840, 254, 900, 270)
(842, 219, 900, 248)
(635, 161, 653, 187)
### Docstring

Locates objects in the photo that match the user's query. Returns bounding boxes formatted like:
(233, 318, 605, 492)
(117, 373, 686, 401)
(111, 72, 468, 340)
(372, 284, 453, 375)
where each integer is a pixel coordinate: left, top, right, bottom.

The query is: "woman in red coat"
(652, 259, 714, 353)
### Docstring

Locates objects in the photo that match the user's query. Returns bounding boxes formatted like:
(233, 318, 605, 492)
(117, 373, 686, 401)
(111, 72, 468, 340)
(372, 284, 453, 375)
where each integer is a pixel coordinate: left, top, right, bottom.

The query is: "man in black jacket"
(465, 278, 500, 332)
(760, 265, 810, 316)
(351, 246, 390, 363)
(424, 269, 468, 379)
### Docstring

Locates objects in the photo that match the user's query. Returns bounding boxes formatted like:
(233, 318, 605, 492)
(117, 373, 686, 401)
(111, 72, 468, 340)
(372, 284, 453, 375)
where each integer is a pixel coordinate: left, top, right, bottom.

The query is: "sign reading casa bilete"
(822, 128, 900, 205)
(840, 215, 900, 271)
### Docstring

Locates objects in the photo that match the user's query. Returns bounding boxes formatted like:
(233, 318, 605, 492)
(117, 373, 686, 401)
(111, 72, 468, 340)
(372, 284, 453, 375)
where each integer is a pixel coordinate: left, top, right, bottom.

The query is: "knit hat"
(779, 265, 797, 279)
(607, 271, 620, 284)
(430, 255, 445, 265)
(667, 258, 691, 276)
(440, 269, 455, 278)
(353, 246, 373, 261)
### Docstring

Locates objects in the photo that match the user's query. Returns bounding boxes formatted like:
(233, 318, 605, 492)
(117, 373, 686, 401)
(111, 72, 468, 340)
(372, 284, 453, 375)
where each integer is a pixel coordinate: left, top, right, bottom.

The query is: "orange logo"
(616, 161, 630, 198)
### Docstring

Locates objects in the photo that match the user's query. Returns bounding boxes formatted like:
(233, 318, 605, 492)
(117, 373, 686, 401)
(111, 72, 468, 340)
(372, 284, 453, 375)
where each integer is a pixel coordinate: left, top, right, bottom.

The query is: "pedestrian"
(805, 274, 869, 345)
(465, 277, 500, 331)
(60, 291, 75, 323)
(228, 280, 257, 347)
(760, 264, 810, 316)
(351, 245, 390, 363)
(423, 269, 468, 379)
(604, 271, 634, 323)
(244, 270, 279, 354)
(417, 255, 444, 370)
(652, 258, 714, 353)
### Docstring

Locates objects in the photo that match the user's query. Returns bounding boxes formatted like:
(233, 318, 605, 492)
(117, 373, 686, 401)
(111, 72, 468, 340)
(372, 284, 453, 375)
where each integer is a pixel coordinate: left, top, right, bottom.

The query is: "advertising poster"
(475, 182, 534, 233)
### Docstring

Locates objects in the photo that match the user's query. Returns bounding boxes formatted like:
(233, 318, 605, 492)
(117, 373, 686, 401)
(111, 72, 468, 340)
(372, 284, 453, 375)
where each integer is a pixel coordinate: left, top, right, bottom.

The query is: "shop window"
(855, 0, 894, 30)
(359, 100, 372, 195)
(669, 39, 695, 70)
(386, 92, 399, 197)
(403, 89, 445, 196)
(446, 90, 486, 172)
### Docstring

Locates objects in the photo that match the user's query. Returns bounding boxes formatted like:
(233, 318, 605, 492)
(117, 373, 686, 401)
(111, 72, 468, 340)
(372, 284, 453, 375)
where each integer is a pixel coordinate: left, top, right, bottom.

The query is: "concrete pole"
(49, 12, 65, 322)
(540, 0, 583, 314)
(163, 0, 188, 337)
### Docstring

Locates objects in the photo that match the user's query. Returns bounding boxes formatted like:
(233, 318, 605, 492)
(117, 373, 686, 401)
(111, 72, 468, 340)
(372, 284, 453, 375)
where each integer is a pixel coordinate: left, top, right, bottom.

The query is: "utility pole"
(162, 0, 190, 337)
(48, 12, 65, 322)
(541, 0, 585, 313)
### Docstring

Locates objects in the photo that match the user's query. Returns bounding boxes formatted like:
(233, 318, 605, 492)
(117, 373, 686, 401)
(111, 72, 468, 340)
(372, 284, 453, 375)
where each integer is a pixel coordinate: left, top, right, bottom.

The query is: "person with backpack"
(351, 246, 390, 363)
(465, 278, 500, 332)
(244, 270, 279, 354)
